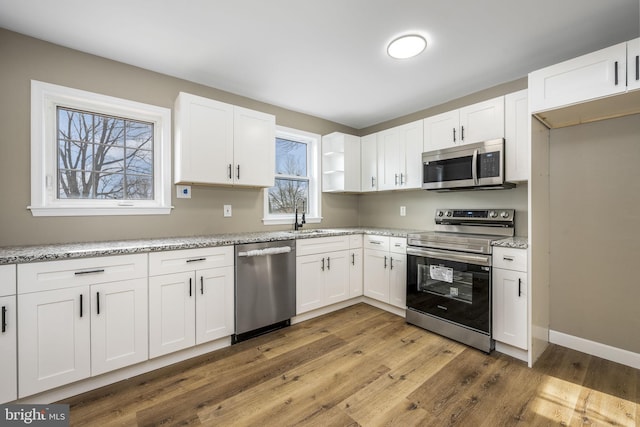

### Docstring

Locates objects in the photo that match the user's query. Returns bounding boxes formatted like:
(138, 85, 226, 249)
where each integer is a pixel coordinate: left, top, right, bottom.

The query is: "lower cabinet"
(148, 247, 234, 358)
(492, 247, 528, 350)
(349, 237, 363, 298)
(296, 236, 352, 314)
(363, 236, 407, 309)
(0, 265, 17, 403)
(17, 254, 148, 398)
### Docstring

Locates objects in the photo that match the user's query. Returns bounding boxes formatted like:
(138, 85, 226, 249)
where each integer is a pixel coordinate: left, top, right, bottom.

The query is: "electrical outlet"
(176, 185, 191, 199)
(400, 206, 406, 216)
(223, 205, 232, 217)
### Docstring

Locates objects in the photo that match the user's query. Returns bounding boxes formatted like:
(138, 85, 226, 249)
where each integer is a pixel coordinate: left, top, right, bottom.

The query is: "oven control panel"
(435, 209, 515, 225)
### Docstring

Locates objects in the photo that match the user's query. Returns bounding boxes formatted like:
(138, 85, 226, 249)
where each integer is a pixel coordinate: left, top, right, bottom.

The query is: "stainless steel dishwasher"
(233, 240, 296, 343)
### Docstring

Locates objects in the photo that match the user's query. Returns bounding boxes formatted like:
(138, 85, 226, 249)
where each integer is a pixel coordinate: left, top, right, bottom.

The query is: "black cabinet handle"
(80, 294, 83, 318)
(96, 292, 100, 315)
(352, 253, 355, 265)
(327, 257, 330, 270)
(200, 276, 204, 295)
(636, 55, 639, 81)
(2, 306, 6, 333)
(236, 165, 240, 180)
(228, 164, 232, 179)
(452, 128, 456, 142)
(189, 277, 192, 297)
(614, 61, 619, 85)
(371, 176, 375, 188)
(461, 125, 465, 141)
(384, 256, 387, 269)
(75, 269, 105, 276)
(390, 257, 394, 270)
(394, 173, 398, 185)
(186, 258, 206, 263)
(321, 258, 325, 271)
(518, 278, 522, 297)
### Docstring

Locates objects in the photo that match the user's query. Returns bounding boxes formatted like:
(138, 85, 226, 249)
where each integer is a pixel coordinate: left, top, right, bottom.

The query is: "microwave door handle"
(472, 149, 478, 185)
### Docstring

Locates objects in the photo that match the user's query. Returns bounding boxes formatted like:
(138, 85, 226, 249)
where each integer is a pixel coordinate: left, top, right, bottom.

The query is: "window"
(30, 80, 172, 216)
(263, 126, 321, 225)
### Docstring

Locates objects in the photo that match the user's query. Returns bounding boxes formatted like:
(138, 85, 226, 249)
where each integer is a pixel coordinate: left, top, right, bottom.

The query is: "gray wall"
(549, 114, 640, 354)
(0, 29, 359, 246)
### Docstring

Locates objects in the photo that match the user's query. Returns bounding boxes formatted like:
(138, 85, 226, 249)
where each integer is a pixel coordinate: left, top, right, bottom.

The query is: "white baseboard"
(549, 330, 640, 370)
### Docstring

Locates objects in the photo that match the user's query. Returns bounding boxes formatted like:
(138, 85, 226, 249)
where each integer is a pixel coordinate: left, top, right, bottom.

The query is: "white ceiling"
(1, 0, 638, 129)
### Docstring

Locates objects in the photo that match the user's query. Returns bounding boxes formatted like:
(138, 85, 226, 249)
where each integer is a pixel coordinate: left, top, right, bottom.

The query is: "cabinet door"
(296, 255, 324, 314)
(343, 134, 361, 192)
(389, 254, 407, 309)
(493, 269, 528, 350)
(349, 249, 363, 298)
(324, 250, 350, 305)
(459, 96, 505, 145)
(91, 278, 148, 376)
(505, 89, 529, 182)
(360, 134, 378, 192)
(399, 120, 424, 189)
(0, 295, 16, 403)
(423, 110, 459, 151)
(628, 38, 640, 92)
(376, 128, 401, 190)
(529, 41, 627, 113)
(195, 266, 234, 344)
(174, 92, 234, 185)
(18, 287, 91, 398)
(233, 106, 276, 187)
(363, 250, 389, 302)
(149, 272, 196, 358)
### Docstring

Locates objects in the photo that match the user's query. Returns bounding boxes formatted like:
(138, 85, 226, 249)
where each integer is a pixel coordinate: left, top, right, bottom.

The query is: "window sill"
(262, 216, 322, 226)
(28, 205, 174, 217)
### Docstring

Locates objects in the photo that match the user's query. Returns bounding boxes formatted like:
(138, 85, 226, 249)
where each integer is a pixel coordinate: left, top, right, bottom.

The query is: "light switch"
(224, 205, 232, 217)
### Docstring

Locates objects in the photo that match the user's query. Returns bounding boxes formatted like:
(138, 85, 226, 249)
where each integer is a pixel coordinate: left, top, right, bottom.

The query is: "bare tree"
(269, 139, 307, 213)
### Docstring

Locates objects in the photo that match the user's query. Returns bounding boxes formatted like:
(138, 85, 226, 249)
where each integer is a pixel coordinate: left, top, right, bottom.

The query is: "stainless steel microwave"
(422, 138, 514, 191)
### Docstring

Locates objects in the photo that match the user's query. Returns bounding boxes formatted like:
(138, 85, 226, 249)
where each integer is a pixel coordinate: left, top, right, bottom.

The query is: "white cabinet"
(424, 97, 504, 151)
(0, 265, 16, 403)
(148, 247, 234, 358)
(296, 236, 351, 314)
(349, 235, 363, 298)
(17, 254, 148, 398)
(322, 132, 361, 192)
(360, 133, 378, 192)
(492, 246, 528, 350)
(504, 89, 529, 182)
(376, 120, 423, 191)
(529, 41, 629, 113)
(628, 38, 640, 92)
(174, 92, 275, 187)
(363, 236, 407, 308)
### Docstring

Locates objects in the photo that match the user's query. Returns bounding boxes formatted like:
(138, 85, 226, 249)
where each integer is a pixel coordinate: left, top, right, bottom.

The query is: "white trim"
(263, 125, 321, 224)
(495, 341, 528, 362)
(29, 80, 173, 216)
(549, 329, 640, 370)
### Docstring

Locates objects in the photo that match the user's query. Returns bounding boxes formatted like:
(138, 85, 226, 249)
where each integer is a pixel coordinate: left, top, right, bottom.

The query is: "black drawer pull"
(80, 294, 83, 318)
(75, 269, 105, 275)
(200, 276, 204, 295)
(518, 278, 522, 297)
(189, 278, 192, 297)
(96, 292, 100, 315)
(2, 306, 6, 333)
(186, 258, 206, 263)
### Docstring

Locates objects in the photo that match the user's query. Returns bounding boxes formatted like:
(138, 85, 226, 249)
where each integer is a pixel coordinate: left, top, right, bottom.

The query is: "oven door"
(406, 247, 491, 333)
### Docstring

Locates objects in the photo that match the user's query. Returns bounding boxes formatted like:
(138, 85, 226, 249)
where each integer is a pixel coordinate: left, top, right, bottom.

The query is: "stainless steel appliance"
(422, 139, 515, 191)
(406, 209, 515, 353)
(233, 240, 296, 343)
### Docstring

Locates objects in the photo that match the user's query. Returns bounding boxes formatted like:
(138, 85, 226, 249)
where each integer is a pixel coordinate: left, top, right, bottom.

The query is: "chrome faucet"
(294, 200, 306, 231)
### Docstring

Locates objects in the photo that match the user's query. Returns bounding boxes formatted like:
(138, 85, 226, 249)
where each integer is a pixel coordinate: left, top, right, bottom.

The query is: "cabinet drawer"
(18, 254, 148, 294)
(296, 236, 350, 257)
(149, 246, 233, 276)
(363, 235, 389, 252)
(0, 264, 16, 297)
(493, 247, 527, 272)
(390, 237, 407, 254)
(349, 234, 363, 249)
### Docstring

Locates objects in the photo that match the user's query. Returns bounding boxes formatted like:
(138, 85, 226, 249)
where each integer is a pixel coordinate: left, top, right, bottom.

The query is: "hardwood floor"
(63, 303, 639, 426)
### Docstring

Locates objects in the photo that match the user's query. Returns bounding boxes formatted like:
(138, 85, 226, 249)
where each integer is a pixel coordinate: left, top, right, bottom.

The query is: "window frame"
(263, 126, 321, 226)
(29, 80, 172, 216)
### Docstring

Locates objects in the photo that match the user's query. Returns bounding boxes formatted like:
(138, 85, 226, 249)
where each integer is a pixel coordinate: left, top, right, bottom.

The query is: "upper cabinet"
(424, 96, 504, 151)
(376, 120, 423, 191)
(529, 38, 640, 114)
(321, 132, 361, 193)
(505, 89, 529, 182)
(360, 133, 378, 192)
(174, 92, 275, 187)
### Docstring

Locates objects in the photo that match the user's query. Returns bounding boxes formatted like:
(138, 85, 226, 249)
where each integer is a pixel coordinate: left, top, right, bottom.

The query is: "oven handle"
(472, 149, 478, 185)
(407, 246, 492, 267)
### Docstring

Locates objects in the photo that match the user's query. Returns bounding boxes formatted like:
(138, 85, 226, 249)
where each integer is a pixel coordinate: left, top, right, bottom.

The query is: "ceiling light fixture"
(387, 34, 427, 59)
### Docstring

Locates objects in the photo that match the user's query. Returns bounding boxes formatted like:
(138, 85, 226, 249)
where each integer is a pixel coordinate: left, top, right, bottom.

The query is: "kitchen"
(1, 1, 639, 425)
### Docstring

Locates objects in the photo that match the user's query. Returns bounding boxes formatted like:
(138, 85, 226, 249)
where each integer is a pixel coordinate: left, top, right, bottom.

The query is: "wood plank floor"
(63, 303, 639, 426)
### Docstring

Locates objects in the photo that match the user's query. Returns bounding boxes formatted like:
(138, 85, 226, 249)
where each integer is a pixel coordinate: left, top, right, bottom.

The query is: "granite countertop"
(0, 227, 421, 265)
(491, 236, 529, 249)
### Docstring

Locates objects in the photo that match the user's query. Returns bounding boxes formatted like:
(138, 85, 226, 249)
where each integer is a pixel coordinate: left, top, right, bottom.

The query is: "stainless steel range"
(405, 208, 515, 353)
